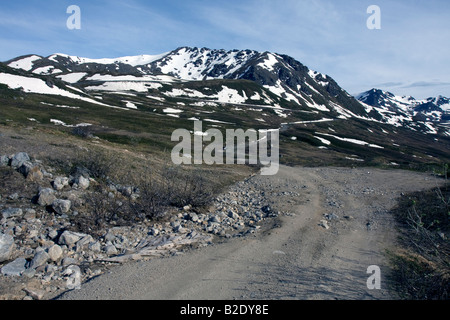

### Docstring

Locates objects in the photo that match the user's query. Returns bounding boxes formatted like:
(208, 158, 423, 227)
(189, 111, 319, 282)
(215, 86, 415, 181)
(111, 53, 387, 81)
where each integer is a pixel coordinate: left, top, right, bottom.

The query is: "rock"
(30, 251, 50, 269)
(228, 211, 240, 220)
(209, 215, 221, 223)
(0, 233, 15, 263)
(76, 235, 94, 251)
(104, 232, 116, 243)
(1, 208, 23, 219)
(74, 176, 90, 190)
(23, 208, 36, 220)
(22, 268, 36, 278)
(10, 152, 30, 169)
(324, 213, 339, 220)
(52, 199, 71, 215)
(104, 244, 118, 256)
(47, 244, 63, 262)
(61, 257, 77, 266)
(58, 230, 87, 246)
(8, 193, 19, 200)
(48, 229, 58, 240)
(37, 188, 56, 206)
(173, 225, 187, 233)
(24, 287, 45, 300)
(0, 155, 9, 166)
(1, 257, 27, 276)
(187, 212, 199, 222)
(71, 166, 90, 179)
(27, 229, 39, 239)
(319, 220, 330, 230)
(17, 161, 34, 177)
(88, 241, 101, 252)
(183, 205, 192, 211)
(149, 228, 159, 236)
(120, 186, 132, 197)
(261, 205, 272, 215)
(52, 177, 69, 191)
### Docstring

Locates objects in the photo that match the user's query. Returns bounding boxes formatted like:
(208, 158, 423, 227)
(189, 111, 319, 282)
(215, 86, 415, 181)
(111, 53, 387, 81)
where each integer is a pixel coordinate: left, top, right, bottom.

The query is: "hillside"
(1, 47, 449, 169)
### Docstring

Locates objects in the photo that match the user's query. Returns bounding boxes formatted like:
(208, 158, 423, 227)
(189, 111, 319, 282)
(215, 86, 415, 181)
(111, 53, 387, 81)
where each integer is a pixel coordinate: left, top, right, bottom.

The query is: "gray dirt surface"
(56, 165, 443, 300)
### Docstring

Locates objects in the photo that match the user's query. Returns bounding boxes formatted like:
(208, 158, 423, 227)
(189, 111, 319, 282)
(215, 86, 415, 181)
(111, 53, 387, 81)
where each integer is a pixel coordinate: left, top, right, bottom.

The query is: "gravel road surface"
(57, 165, 441, 300)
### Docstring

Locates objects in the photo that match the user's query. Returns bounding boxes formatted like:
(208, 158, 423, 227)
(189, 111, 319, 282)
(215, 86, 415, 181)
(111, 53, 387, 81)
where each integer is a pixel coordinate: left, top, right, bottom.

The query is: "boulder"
(0, 155, 9, 166)
(319, 220, 330, 230)
(52, 199, 71, 215)
(1, 208, 23, 219)
(104, 244, 118, 256)
(71, 166, 90, 179)
(76, 176, 90, 190)
(228, 211, 240, 220)
(52, 176, 69, 190)
(47, 244, 63, 262)
(58, 230, 87, 246)
(187, 212, 199, 222)
(24, 288, 45, 300)
(30, 250, 50, 269)
(37, 188, 56, 206)
(1, 257, 27, 276)
(23, 208, 36, 220)
(0, 233, 15, 263)
(76, 235, 94, 251)
(88, 241, 101, 252)
(17, 161, 34, 177)
(61, 257, 77, 266)
(10, 152, 30, 169)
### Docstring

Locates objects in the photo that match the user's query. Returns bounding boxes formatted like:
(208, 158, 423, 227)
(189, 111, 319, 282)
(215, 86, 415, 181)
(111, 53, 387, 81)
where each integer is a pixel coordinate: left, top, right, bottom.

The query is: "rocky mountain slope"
(357, 88, 450, 133)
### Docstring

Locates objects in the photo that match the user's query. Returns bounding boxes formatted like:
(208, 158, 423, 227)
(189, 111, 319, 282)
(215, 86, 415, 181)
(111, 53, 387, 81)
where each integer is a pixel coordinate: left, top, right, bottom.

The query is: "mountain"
(1, 47, 450, 168)
(357, 88, 450, 133)
(5, 48, 366, 115)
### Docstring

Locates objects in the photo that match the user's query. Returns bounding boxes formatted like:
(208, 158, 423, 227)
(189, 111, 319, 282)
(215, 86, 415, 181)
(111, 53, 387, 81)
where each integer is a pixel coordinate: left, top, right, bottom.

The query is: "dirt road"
(57, 165, 441, 300)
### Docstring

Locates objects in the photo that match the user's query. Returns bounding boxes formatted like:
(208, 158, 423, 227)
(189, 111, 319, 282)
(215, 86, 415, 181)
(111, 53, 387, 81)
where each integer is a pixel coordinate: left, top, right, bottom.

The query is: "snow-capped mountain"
(4, 47, 369, 116)
(2, 47, 450, 136)
(357, 88, 450, 132)
(2, 47, 450, 167)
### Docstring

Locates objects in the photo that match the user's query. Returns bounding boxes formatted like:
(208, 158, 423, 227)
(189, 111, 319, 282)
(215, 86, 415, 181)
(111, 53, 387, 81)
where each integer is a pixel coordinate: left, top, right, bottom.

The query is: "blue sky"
(1, 0, 449, 99)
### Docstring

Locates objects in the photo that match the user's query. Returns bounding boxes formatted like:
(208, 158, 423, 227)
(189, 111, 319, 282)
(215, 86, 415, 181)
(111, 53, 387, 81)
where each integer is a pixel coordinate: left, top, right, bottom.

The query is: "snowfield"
(316, 132, 384, 149)
(0, 73, 113, 107)
(57, 73, 87, 83)
(48, 52, 170, 67)
(8, 55, 42, 71)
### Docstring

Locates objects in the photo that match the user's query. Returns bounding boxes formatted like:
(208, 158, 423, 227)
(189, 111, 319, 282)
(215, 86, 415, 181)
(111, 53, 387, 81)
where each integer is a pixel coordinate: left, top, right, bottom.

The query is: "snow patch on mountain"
(57, 72, 87, 83)
(48, 53, 170, 67)
(8, 55, 42, 71)
(0, 72, 112, 107)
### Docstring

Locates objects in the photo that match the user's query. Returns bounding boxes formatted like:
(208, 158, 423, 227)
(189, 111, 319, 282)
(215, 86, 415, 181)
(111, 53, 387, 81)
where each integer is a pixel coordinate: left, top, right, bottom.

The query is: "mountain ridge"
(1, 47, 450, 169)
(3, 48, 449, 133)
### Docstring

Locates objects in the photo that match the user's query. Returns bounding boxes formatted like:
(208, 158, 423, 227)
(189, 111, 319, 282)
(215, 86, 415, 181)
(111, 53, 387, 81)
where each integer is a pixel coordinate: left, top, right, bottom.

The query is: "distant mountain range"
(357, 88, 450, 132)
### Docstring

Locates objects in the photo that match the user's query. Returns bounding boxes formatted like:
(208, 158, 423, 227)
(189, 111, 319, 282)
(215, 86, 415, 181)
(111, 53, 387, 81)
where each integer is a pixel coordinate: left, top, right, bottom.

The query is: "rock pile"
(0, 152, 278, 300)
